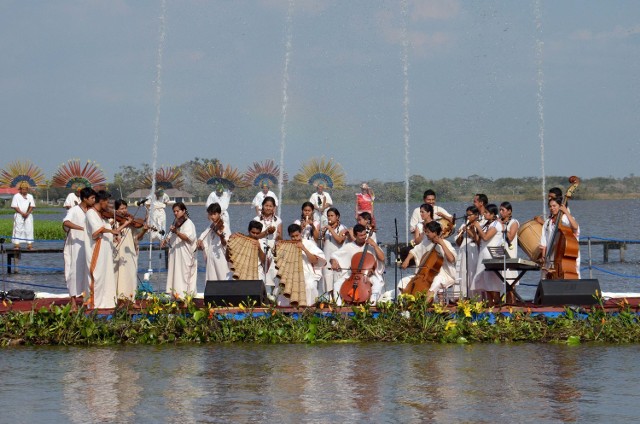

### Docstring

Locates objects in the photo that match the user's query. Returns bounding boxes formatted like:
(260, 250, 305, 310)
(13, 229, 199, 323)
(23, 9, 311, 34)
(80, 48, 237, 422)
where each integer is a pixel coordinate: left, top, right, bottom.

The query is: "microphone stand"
(394, 218, 399, 301)
(0, 237, 6, 295)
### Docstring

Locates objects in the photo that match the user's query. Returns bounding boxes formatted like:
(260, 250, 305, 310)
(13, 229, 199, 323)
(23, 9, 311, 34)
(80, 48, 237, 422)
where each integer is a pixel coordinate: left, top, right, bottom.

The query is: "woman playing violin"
(539, 196, 580, 278)
(320, 207, 347, 300)
(161, 202, 198, 298)
(454, 205, 480, 298)
(113, 199, 148, 300)
(470, 203, 504, 306)
(197, 202, 232, 281)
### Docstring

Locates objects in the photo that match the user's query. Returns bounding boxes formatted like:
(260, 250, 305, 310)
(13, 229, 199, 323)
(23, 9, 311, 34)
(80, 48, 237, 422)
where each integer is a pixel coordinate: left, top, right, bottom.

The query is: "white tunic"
(540, 215, 581, 278)
(114, 227, 139, 300)
(294, 218, 319, 241)
(199, 225, 232, 281)
(85, 208, 117, 309)
(63, 192, 80, 209)
(63, 205, 89, 297)
(309, 191, 333, 225)
(321, 223, 347, 293)
(406, 239, 457, 293)
(502, 219, 520, 282)
(148, 193, 170, 241)
(253, 214, 282, 288)
(251, 190, 278, 214)
(11, 192, 35, 245)
(409, 205, 450, 233)
(455, 223, 479, 298)
(165, 219, 198, 297)
(471, 220, 505, 293)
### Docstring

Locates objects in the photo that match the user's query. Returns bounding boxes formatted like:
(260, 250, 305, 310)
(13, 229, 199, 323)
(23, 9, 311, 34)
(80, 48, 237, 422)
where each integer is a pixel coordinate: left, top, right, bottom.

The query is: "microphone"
(136, 198, 149, 206)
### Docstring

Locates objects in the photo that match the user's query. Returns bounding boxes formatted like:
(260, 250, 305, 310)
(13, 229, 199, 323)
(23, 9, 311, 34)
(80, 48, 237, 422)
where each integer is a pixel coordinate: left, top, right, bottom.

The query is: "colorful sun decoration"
(0, 160, 46, 188)
(193, 162, 247, 190)
(52, 159, 106, 190)
(293, 157, 346, 189)
(142, 166, 184, 190)
(244, 159, 288, 188)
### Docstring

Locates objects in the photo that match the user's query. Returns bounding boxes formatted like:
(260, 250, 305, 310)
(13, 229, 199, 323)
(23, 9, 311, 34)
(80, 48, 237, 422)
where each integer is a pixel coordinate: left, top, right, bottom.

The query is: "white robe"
(11, 193, 35, 245)
(63, 192, 80, 209)
(309, 191, 333, 225)
(199, 225, 232, 281)
(63, 205, 89, 297)
(251, 190, 278, 214)
(253, 214, 282, 288)
(502, 219, 520, 283)
(114, 227, 139, 300)
(409, 205, 450, 233)
(455, 224, 479, 298)
(206, 190, 232, 232)
(165, 219, 198, 297)
(294, 218, 319, 241)
(148, 193, 170, 241)
(85, 208, 117, 309)
(404, 239, 457, 293)
(321, 224, 347, 294)
(330, 241, 385, 303)
(471, 220, 505, 293)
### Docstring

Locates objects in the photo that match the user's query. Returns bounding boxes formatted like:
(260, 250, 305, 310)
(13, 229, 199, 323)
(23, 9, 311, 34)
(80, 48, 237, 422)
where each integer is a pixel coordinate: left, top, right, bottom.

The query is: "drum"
(518, 218, 543, 262)
(436, 218, 454, 238)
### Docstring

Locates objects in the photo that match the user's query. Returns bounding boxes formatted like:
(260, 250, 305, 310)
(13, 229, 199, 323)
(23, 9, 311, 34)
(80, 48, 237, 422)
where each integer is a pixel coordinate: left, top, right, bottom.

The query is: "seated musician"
(247, 220, 267, 275)
(409, 189, 452, 239)
(330, 223, 385, 305)
(539, 196, 580, 278)
(278, 224, 326, 306)
(400, 221, 457, 303)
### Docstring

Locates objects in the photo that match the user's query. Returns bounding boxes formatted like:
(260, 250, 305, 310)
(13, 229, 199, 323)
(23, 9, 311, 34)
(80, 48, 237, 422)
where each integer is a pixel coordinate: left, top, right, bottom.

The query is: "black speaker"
(534, 279, 601, 306)
(204, 280, 267, 306)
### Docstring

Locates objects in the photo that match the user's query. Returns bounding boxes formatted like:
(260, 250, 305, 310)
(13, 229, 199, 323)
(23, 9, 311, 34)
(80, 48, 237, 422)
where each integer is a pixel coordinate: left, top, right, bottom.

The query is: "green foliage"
(2, 295, 640, 347)
(0, 219, 65, 240)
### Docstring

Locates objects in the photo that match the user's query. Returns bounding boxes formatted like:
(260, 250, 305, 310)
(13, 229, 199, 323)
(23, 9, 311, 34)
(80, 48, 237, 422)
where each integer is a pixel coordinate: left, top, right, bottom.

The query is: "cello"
(404, 246, 444, 295)
(544, 176, 580, 280)
(339, 231, 376, 304)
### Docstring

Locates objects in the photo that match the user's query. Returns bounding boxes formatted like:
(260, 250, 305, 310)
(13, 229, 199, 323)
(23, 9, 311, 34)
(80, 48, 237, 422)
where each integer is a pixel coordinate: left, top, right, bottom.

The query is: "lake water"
(1, 343, 639, 422)
(3, 199, 640, 298)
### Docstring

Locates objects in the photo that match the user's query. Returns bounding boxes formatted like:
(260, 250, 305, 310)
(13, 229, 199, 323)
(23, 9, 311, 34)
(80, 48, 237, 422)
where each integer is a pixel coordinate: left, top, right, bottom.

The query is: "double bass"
(404, 246, 443, 295)
(544, 176, 580, 280)
(339, 232, 375, 304)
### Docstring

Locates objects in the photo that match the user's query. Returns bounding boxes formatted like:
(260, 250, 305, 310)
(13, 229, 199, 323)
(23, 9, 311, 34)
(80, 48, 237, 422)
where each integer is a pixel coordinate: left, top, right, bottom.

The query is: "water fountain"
(278, 0, 295, 205)
(534, 0, 546, 215)
(401, 0, 411, 243)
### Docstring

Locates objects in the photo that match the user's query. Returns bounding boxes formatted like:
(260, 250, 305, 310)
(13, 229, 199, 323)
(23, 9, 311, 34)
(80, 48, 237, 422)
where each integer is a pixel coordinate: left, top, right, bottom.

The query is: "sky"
(1, 0, 639, 184)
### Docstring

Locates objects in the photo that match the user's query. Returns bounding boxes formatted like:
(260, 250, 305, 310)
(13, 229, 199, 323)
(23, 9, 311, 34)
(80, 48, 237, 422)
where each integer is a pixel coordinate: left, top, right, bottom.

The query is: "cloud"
(569, 24, 640, 41)
(411, 0, 460, 21)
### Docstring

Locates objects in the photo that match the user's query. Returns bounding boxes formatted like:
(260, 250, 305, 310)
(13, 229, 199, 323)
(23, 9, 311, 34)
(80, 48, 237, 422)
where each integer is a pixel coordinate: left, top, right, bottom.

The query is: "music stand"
(487, 245, 521, 304)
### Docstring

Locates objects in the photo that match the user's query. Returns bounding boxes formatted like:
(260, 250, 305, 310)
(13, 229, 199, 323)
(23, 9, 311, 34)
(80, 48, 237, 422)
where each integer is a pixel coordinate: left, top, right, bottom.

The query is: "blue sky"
(1, 0, 639, 183)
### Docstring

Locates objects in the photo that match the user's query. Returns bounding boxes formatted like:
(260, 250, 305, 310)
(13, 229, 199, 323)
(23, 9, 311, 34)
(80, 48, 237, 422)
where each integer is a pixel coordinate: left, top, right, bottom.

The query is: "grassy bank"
(1, 296, 639, 346)
(0, 219, 65, 240)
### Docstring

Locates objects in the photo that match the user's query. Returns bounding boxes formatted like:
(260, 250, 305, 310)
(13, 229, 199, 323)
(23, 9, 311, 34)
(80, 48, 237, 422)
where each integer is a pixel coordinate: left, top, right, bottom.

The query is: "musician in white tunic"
(330, 224, 385, 305)
(320, 207, 346, 298)
(147, 189, 171, 241)
(252, 183, 278, 215)
(294, 202, 320, 241)
(63, 186, 82, 210)
(454, 206, 480, 299)
(539, 196, 580, 279)
(470, 204, 505, 306)
(11, 182, 36, 249)
(63, 187, 95, 304)
(84, 190, 120, 309)
(253, 196, 282, 298)
(409, 190, 452, 237)
(197, 203, 232, 281)
(206, 185, 232, 233)
(400, 221, 457, 303)
(309, 183, 333, 226)
(113, 199, 147, 300)
(161, 202, 198, 298)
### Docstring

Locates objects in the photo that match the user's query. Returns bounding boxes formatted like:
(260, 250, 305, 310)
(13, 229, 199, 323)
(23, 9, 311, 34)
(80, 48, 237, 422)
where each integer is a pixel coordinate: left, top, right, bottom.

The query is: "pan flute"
(227, 233, 260, 280)
(275, 240, 307, 307)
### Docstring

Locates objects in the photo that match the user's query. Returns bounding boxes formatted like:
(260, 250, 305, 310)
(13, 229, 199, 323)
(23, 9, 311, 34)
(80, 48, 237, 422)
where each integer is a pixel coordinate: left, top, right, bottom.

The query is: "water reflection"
(2, 343, 640, 422)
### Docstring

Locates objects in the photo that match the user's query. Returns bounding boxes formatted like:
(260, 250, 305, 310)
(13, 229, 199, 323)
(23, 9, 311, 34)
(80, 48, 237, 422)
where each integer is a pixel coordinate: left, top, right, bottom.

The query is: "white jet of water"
(148, 0, 167, 276)
(401, 0, 411, 243)
(535, 0, 546, 216)
(278, 0, 295, 205)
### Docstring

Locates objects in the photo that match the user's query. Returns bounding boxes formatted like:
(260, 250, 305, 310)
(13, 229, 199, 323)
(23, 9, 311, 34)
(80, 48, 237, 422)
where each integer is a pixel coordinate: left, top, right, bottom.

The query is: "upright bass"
(544, 176, 580, 280)
(404, 245, 443, 295)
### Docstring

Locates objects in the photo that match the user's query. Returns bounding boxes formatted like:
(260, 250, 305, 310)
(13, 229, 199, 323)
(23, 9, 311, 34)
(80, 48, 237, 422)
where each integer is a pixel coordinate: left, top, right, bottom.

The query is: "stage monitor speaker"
(204, 280, 266, 306)
(534, 279, 601, 306)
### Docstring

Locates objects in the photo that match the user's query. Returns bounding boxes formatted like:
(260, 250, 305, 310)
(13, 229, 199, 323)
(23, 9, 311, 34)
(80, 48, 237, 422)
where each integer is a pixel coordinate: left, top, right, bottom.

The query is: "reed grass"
(0, 219, 65, 240)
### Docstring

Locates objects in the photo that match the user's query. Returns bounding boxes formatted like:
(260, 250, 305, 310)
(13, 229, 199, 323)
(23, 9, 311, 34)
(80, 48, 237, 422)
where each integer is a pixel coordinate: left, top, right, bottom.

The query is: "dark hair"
(262, 196, 276, 206)
(358, 211, 372, 224)
(327, 207, 340, 218)
(424, 220, 442, 235)
(95, 190, 111, 202)
(172, 202, 189, 219)
(466, 205, 479, 215)
(248, 220, 263, 232)
(420, 203, 434, 219)
(207, 202, 222, 214)
(548, 187, 563, 198)
(80, 187, 96, 200)
(301, 201, 314, 211)
(114, 199, 128, 210)
(475, 193, 488, 206)
(548, 196, 563, 206)
(500, 201, 512, 211)
(353, 223, 367, 235)
(423, 189, 436, 199)
(485, 203, 499, 217)
(288, 223, 302, 235)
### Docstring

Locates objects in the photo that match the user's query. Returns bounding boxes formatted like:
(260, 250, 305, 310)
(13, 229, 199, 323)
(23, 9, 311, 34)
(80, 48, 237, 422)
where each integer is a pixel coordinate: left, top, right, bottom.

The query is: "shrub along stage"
(0, 219, 66, 241)
(1, 295, 639, 347)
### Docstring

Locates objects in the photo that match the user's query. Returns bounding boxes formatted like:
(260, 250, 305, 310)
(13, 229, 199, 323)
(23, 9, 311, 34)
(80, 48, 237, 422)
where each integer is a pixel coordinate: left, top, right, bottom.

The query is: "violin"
(339, 233, 375, 305)
(100, 207, 156, 230)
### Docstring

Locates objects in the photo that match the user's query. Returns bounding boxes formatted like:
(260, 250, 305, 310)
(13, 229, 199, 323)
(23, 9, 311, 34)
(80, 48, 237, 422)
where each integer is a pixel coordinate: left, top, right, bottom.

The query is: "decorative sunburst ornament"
(0, 160, 45, 188)
(142, 166, 184, 190)
(52, 159, 106, 190)
(294, 157, 345, 189)
(244, 160, 288, 188)
(193, 162, 247, 190)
